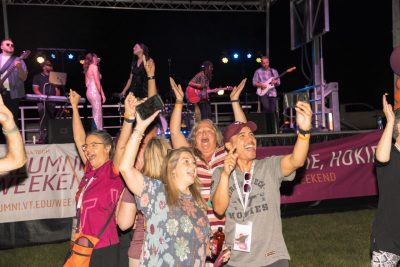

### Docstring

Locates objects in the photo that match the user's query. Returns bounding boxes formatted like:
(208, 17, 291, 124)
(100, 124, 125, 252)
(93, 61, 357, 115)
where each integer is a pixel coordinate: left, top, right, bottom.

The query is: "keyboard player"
(32, 60, 60, 143)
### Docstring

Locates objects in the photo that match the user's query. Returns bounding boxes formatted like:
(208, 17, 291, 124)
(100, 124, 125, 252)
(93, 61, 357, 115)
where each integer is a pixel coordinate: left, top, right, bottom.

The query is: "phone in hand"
(284, 92, 310, 109)
(136, 94, 164, 120)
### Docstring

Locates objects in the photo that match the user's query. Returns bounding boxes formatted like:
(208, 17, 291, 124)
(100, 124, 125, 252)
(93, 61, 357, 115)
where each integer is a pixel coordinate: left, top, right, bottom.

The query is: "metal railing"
(19, 100, 260, 143)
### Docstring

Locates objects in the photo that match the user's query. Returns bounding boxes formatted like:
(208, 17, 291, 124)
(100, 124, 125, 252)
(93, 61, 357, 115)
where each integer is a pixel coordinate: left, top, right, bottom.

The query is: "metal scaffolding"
(5, 0, 268, 12)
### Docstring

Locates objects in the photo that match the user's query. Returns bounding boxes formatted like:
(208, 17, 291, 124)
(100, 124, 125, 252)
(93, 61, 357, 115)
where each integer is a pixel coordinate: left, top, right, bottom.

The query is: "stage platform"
(255, 130, 372, 147)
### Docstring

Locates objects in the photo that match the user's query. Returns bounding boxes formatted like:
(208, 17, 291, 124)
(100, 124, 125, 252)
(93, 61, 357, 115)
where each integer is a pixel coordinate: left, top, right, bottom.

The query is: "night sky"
(0, 1, 394, 108)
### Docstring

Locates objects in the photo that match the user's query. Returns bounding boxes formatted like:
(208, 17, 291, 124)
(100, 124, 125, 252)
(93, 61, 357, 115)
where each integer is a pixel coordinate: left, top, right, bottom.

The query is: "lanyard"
(233, 162, 255, 213)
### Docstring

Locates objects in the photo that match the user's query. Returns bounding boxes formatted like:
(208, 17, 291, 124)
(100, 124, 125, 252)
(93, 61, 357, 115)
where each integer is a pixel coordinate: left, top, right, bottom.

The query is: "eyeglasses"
(5, 43, 14, 47)
(81, 142, 105, 151)
(243, 172, 252, 194)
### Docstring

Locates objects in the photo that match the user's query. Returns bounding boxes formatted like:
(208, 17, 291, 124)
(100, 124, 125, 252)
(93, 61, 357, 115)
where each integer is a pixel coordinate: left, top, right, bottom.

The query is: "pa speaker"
(48, 119, 91, 144)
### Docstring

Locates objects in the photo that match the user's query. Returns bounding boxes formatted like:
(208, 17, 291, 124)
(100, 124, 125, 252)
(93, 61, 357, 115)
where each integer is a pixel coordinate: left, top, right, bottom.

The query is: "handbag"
(63, 204, 117, 267)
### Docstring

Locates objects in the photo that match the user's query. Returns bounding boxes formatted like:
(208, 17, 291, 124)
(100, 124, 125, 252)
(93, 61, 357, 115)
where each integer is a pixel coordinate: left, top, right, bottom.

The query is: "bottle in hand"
(212, 227, 225, 259)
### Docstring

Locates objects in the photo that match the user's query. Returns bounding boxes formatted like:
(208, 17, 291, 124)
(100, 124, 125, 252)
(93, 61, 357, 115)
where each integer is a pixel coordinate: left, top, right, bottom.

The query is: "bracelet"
(147, 76, 155, 80)
(124, 118, 135, 124)
(297, 134, 311, 141)
(298, 128, 311, 136)
(2, 125, 19, 135)
(124, 113, 134, 119)
(231, 100, 240, 103)
(132, 128, 144, 137)
(175, 99, 184, 104)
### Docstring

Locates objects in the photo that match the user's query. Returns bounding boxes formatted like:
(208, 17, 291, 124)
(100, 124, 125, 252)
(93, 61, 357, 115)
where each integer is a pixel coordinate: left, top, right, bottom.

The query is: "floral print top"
(136, 176, 210, 267)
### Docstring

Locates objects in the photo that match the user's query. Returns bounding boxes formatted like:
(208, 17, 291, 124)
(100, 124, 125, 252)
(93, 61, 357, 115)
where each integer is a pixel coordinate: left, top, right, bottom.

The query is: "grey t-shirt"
(210, 156, 296, 266)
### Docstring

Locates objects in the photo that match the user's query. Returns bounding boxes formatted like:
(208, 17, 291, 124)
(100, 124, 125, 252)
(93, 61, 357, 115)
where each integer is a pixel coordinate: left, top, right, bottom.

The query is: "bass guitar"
(186, 86, 233, 104)
(256, 66, 296, 96)
(0, 50, 31, 91)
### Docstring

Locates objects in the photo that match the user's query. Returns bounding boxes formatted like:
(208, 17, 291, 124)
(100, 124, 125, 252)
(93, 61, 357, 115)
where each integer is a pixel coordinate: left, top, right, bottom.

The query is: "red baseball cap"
(223, 121, 257, 143)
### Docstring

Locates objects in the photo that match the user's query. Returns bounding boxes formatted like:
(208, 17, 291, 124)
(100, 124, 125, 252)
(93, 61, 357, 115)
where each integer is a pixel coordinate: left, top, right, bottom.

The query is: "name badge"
(233, 222, 252, 252)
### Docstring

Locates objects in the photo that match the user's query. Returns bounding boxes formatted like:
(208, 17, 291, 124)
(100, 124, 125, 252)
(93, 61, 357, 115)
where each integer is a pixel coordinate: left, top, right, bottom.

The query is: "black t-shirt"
(129, 60, 148, 99)
(371, 145, 400, 255)
(32, 73, 57, 95)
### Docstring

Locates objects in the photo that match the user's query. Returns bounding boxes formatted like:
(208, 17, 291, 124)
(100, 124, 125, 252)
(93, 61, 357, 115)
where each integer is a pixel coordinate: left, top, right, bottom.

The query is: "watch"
(298, 128, 311, 136)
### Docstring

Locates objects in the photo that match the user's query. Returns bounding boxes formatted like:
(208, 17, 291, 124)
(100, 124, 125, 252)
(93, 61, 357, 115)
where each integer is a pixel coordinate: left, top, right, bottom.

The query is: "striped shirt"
(196, 146, 227, 233)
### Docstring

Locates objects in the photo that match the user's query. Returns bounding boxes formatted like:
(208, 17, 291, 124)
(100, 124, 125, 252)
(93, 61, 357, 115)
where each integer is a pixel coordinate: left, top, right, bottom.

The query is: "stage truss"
(5, 0, 271, 12)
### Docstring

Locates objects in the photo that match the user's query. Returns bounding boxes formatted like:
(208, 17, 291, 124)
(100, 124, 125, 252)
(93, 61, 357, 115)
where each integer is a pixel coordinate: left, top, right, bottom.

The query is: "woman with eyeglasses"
(83, 52, 106, 130)
(68, 90, 141, 267)
(119, 109, 230, 266)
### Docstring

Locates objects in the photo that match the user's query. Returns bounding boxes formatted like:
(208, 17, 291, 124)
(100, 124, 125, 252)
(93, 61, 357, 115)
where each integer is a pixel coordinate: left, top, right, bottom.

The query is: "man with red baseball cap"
(211, 101, 312, 267)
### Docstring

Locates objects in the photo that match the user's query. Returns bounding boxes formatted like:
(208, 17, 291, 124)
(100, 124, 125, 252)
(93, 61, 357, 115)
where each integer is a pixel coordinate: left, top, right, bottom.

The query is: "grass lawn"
(0, 209, 375, 267)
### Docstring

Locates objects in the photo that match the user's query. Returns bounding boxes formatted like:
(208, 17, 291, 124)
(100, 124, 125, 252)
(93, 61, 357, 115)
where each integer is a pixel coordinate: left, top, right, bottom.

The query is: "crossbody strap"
(97, 202, 118, 238)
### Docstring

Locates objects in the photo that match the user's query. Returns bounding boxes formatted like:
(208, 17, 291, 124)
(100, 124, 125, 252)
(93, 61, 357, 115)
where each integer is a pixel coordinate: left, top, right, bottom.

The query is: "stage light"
(50, 53, 56, 59)
(233, 53, 239, 59)
(222, 57, 229, 64)
(256, 57, 262, 63)
(67, 53, 74, 60)
(36, 56, 45, 64)
(247, 53, 252, 59)
(217, 90, 224, 96)
(80, 59, 85, 65)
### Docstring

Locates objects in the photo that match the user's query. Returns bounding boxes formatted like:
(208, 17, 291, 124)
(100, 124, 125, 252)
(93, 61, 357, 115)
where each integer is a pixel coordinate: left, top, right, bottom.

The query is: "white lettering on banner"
(0, 144, 84, 223)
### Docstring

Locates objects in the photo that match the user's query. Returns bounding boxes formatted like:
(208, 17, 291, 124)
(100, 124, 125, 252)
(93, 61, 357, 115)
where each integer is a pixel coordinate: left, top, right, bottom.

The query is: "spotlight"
(233, 53, 239, 59)
(246, 53, 252, 59)
(36, 56, 45, 64)
(79, 59, 85, 65)
(217, 90, 224, 96)
(222, 57, 229, 64)
(67, 53, 74, 60)
(50, 53, 56, 59)
(256, 57, 262, 63)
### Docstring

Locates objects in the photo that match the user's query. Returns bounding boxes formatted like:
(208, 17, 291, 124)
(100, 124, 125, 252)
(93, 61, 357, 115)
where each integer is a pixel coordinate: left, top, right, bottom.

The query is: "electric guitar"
(256, 66, 296, 96)
(0, 50, 31, 91)
(186, 86, 233, 104)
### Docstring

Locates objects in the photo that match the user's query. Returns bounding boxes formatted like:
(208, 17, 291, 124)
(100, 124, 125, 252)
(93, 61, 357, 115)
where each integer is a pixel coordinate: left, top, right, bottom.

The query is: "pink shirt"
(76, 160, 124, 249)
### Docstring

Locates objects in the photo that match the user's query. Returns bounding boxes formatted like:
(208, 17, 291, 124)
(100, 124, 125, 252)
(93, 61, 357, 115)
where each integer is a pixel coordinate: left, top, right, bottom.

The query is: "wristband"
(297, 134, 311, 141)
(147, 76, 155, 80)
(124, 118, 135, 124)
(175, 99, 184, 104)
(297, 128, 311, 136)
(2, 125, 19, 135)
(231, 100, 240, 103)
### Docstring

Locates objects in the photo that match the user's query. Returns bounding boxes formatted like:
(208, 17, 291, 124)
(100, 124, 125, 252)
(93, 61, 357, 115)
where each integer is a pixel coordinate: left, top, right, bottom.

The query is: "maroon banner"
(256, 130, 382, 204)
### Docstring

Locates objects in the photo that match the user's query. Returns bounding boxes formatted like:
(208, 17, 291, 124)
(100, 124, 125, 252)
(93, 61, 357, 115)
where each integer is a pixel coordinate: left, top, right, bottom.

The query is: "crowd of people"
(1, 36, 399, 267)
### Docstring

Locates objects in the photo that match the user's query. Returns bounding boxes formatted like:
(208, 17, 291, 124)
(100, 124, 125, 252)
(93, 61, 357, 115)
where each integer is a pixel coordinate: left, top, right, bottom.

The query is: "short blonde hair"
(142, 137, 171, 179)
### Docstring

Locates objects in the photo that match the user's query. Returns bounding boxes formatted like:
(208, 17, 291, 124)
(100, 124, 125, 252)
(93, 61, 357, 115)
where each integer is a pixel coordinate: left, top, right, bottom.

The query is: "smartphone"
(136, 94, 164, 120)
(284, 92, 310, 109)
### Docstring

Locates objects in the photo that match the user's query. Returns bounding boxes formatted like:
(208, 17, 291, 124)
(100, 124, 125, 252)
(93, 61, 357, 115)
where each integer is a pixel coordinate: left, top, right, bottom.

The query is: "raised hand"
(124, 93, 144, 119)
(295, 101, 312, 131)
(69, 89, 81, 108)
(0, 95, 14, 128)
(383, 94, 395, 124)
(135, 109, 161, 132)
(169, 77, 184, 102)
(223, 146, 238, 176)
(143, 55, 155, 77)
(230, 78, 247, 101)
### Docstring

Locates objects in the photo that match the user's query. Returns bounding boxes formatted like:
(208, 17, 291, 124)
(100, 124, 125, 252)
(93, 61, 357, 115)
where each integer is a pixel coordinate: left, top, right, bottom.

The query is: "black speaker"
(247, 112, 277, 134)
(48, 119, 91, 143)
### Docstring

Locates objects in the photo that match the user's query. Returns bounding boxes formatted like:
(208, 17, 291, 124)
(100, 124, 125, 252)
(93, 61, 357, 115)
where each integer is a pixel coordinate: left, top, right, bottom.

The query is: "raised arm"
(212, 146, 238, 216)
(119, 110, 160, 196)
(69, 90, 87, 164)
(143, 55, 157, 97)
(376, 95, 395, 163)
(280, 101, 312, 176)
(169, 77, 190, 148)
(230, 78, 247, 123)
(0, 95, 27, 172)
(113, 93, 143, 167)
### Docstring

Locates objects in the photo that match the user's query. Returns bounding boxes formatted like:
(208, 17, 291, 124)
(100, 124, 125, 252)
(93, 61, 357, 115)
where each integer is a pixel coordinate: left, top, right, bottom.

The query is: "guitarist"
(0, 38, 27, 125)
(252, 56, 280, 133)
(188, 61, 213, 121)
